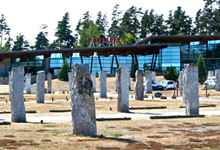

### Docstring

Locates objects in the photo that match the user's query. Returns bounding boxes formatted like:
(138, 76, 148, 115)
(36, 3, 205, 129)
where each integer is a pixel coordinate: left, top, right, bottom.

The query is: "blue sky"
(0, 0, 205, 45)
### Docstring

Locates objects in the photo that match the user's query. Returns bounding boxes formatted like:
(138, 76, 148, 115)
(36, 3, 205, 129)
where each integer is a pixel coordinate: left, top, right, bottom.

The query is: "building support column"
(115, 55, 119, 68)
(98, 54, 102, 71)
(110, 55, 115, 74)
(90, 55, 93, 73)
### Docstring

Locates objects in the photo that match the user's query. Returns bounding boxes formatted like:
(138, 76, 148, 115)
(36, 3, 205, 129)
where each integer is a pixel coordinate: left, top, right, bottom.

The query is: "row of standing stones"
(8, 64, 220, 136)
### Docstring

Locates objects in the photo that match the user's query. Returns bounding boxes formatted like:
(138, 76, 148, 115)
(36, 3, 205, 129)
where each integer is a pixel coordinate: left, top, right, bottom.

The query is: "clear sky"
(0, 0, 205, 45)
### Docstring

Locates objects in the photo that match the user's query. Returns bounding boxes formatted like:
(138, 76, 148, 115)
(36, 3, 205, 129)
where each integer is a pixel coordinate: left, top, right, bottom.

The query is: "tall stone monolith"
(179, 71, 183, 96)
(90, 73, 96, 92)
(9, 67, 26, 122)
(36, 71, 45, 103)
(117, 66, 130, 112)
(115, 71, 118, 92)
(68, 72, 72, 90)
(71, 64, 97, 136)
(183, 64, 199, 116)
(25, 73, 31, 94)
(215, 69, 220, 91)
(99, 71, 107, 98)
(47, 73, 52, 93)
(134, 70, 144, 100)
(145, 71, 152, 93)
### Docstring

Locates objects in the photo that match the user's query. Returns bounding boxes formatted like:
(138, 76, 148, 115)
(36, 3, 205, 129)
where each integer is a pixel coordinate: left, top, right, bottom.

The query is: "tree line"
(0, 0, 220, 52)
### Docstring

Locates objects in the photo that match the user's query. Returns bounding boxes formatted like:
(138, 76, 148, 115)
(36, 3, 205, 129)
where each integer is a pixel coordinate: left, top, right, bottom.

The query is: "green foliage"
(0, 14, 10, 47)
(130, 60, 138, 79)
(78, 21, 101, 47)
(55, 12, 75, 48)
(196, 53, 207, 84)
(164, 66, 179, 81)
(119, 6, 142, 39)
(58, 59, 71, 81)
(166, 7, 192, 35)
(113, 133, 123, 137)
(96, 11, 108, 36)
(35, 24, 49, 50)
(108, 4, 122, 38)
(116, 33, 137, 46)
(12, 34, 29, 51)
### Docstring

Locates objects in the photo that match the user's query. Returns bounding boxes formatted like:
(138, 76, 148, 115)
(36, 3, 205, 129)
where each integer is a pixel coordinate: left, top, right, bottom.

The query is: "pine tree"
(35, 24, 49, 50)
(164, 66, 179, 81)
(166, 7, 192, 35)
(108, 4, 122, 39)
(12, 34, 29, 51)
(196, 53, 207, 84)
(58, 59, 71, 81)
(0, 14, 10, 47)
(96, 11, 108, 36)
(55, 12, 75, 48)
(140, 9, 154, 38)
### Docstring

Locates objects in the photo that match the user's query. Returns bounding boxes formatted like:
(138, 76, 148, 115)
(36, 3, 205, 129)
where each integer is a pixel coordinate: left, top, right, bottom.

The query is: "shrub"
(58, 59, 71, 81)
(196, 53, 207, 84)
(164, 66, 178, 81)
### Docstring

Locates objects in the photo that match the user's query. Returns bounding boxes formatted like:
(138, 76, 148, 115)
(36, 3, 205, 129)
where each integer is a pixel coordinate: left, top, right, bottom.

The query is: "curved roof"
(135, 35, 220, 45)
(0, 44, 167, 59)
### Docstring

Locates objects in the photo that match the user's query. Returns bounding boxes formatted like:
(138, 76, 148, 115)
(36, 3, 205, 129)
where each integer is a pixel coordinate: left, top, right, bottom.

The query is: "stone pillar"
(183, 64, 199, 116)
(115, 72, 118, 92)
(25, 73, 31, 94)
(152, 71, 156, 81)
(71, 64, 97, 136)
(117, 66, 129, 112)
(36, 71, 45, 103)
(47, 73, 52, 93)
(9, 67, 26, 122)
(215, 69, 220, 91)
(99, 71, 107, 98)
(179, 71, 183, 96)
(90, 73, 96, 92)
(68, 72, 72, 90)
(134, 70, 144, 100)
(208, 71, 214, 77)
(145, 71, 152, 93)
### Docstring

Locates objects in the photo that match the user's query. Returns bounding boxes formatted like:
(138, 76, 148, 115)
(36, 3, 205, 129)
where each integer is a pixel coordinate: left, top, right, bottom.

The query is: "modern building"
(0, 35, 220, 83)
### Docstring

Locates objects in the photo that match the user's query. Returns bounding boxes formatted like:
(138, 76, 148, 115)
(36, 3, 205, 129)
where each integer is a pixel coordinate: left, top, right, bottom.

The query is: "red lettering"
(86, 37, 92, 43)
(115, 38, 120, 44)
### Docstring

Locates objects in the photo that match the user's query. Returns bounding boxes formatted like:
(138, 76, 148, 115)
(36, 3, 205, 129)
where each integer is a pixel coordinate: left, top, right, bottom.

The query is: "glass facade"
(11, 39, 220, 75)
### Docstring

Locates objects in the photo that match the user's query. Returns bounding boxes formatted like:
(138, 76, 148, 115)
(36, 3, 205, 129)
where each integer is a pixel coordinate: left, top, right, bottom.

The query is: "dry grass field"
(1, 76, 220, 149)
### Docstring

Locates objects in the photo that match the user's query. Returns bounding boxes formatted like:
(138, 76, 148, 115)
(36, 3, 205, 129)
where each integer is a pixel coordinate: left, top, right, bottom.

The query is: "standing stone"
(152, 71, 156, 81)
(47, 73, 52, 93)
(90, 73, 96, 92)
(215, 69, 220, 91)
(183, 64, 199, 116)
(117, 66, 130, 112)
(25, 73, 31, 94)
(71, 64, 97, 136)
(208, 71, 214, 77)
(134, 70, 144, 100)
(68, 72, 72, 90)
(9, 67, 26, 122)
(115, 72, 118, 92)
(36, 71, 45, 103)
(99, 71, 107, 98)
(179, 71, 183, 96)
(145, 71, 152, 93)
